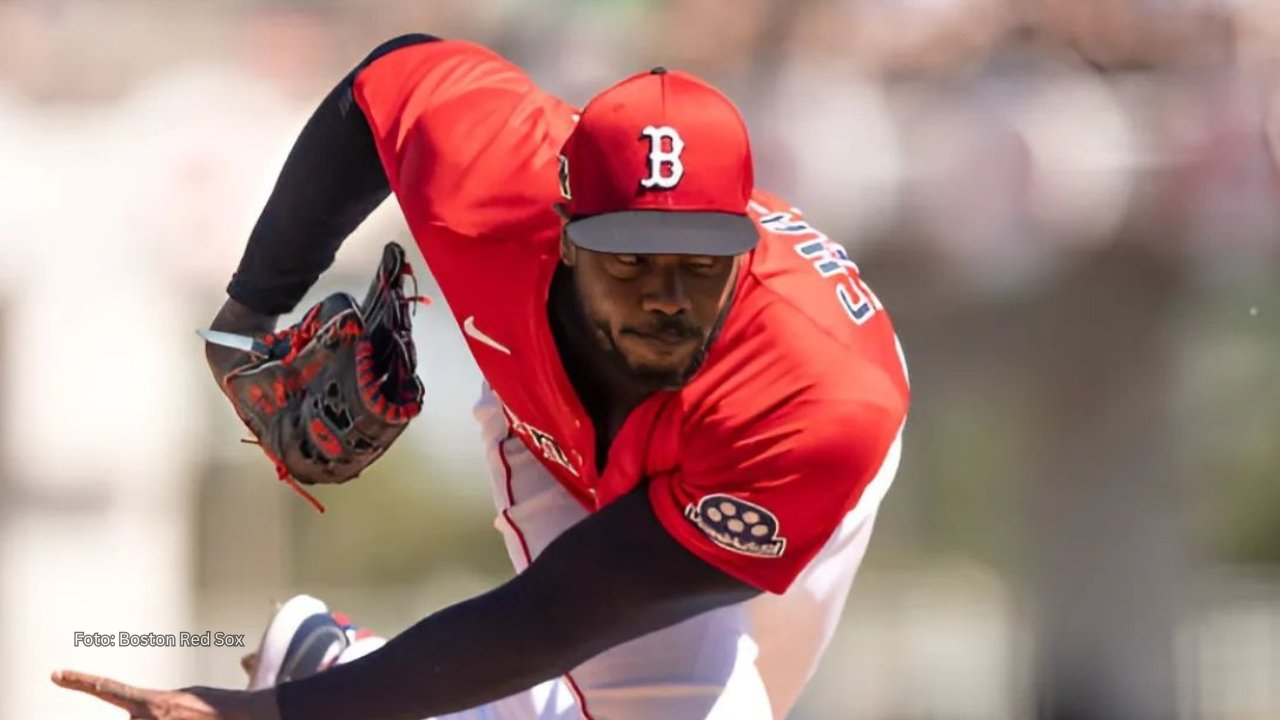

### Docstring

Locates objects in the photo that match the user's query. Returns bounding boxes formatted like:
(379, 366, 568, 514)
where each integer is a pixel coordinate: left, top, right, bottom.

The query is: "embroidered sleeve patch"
(684, 494, 787, 558)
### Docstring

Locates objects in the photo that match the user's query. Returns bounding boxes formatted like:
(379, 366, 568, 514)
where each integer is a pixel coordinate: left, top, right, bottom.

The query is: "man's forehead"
(582, 247, 736, 262)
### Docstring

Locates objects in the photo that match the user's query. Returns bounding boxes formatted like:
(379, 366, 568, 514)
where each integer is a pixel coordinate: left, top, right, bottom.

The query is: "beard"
(592, 319, 710, 391)
(555, 262, 731, 394)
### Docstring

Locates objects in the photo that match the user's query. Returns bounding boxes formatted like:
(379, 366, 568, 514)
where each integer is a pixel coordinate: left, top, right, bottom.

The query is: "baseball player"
(54, 34, 910, 720)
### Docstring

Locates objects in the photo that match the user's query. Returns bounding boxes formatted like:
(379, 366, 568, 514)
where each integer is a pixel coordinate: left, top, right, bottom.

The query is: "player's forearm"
(225, 69, 388, 315)
(273, 580, 593, 720)
(226, 34, 438, 315)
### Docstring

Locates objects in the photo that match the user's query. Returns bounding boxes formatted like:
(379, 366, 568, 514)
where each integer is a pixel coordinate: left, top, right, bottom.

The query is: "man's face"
(563, 240, 738, 389)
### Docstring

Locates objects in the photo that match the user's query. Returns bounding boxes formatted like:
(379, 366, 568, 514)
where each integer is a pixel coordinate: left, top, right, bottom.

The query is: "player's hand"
(51, 670, 280, 720)
(205, 297, 279, 384)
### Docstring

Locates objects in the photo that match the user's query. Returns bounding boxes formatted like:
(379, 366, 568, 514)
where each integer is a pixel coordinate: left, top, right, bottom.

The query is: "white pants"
(340, 385, 901, 720)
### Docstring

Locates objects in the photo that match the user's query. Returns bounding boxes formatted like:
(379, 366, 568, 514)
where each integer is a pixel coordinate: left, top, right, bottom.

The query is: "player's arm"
(217, 33, 570, 323)
(51, 486, 756, 720)
(50, 490, 754, 720)
(271, 484, 761, 720)
(207, 34, 440, 377)
(224, 34, 441, 317)
(209, 35, 572, 378)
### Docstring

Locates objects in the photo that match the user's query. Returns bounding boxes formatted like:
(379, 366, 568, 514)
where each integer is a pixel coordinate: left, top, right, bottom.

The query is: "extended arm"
(274, 485, 761, 720)
(51, 488, 757, 720)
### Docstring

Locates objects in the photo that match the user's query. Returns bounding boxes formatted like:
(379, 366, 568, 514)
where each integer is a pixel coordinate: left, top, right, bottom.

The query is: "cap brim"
(565, 211, 759, 256)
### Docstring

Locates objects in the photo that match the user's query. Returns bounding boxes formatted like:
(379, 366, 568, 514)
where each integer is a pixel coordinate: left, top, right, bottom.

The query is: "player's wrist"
(239, 687, 283, 720)
(205, 298, 279, 385)
(212, 297, 280, 336)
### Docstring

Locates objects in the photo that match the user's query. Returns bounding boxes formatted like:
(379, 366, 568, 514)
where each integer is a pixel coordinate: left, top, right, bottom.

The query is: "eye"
(683, 257, 723, 275)
(602, 253, 646, 280)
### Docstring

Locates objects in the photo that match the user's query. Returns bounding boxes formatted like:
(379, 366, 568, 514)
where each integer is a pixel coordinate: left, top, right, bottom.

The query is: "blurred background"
(2, 0, 1278, 718)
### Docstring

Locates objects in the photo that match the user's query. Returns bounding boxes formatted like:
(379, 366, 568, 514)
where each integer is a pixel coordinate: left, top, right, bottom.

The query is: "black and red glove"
(208, 242, 426, 512)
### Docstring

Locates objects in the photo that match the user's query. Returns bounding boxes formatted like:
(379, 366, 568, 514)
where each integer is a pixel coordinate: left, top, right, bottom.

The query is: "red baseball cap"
(559, 67, 759, 256)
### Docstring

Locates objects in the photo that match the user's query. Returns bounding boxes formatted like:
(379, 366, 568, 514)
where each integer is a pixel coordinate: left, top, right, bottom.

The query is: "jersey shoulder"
(353, 39, 579, 239)
(742, 190, 890, 344)
(720, 188, 906, 402)
(650, 193, 911, 591)
(679, 189, 910, 471)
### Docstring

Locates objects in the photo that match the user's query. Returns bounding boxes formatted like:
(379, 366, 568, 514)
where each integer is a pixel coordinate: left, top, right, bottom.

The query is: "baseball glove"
(206, 242, 426, 512)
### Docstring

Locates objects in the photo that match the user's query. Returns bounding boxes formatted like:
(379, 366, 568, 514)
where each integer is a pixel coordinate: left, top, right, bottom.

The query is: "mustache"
(623, 316, 701, 340)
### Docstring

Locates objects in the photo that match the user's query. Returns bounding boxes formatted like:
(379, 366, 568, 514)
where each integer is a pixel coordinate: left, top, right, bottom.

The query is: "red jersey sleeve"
(352, 40, 578, 238)
(648, 392, 904, 595)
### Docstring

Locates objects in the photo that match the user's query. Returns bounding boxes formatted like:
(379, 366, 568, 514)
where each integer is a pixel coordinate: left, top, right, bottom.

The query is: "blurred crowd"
(2, 0, 1280, 294)
(2, 1, 1279, 719)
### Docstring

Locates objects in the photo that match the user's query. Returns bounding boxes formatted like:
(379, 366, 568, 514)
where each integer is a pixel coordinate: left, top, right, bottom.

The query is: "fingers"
(52, 669, 151, 715)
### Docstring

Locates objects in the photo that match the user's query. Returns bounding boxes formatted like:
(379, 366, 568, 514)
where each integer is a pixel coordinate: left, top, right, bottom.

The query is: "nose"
(640, 267, 691, 316)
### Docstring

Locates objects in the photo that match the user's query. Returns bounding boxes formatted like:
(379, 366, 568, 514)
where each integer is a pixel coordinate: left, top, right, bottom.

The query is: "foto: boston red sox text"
(73, 631, 246, 648)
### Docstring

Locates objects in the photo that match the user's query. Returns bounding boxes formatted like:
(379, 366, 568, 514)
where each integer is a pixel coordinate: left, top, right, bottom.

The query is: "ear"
(559, 229, 577, 266)
(553, 204, 577, 266)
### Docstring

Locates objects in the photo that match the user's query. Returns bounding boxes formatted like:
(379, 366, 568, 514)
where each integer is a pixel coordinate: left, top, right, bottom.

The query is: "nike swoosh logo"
(463, 316, 512, 355)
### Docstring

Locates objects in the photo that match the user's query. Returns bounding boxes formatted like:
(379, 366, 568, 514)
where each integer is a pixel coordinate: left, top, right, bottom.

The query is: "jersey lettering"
(762, 212, 883, 325)
(501, 403, 579, 476)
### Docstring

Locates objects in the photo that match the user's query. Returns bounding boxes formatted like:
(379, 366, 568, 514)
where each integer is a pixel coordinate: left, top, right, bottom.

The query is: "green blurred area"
(1197, 287, 1280, 565)
(287, 446, 513, 586)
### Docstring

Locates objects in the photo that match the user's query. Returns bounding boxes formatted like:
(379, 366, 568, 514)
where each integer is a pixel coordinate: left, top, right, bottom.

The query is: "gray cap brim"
(566, 210, 759, 256)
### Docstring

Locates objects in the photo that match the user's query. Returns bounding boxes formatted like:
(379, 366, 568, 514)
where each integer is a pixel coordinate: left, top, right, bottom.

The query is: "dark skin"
(55, 220, 743, 720)
(553, 218, 739, 447)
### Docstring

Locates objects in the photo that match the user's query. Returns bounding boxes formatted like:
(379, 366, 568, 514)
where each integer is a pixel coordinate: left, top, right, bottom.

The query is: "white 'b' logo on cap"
(640, 125, 685, 190)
